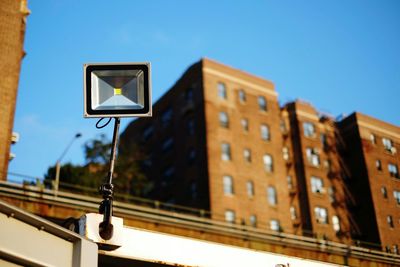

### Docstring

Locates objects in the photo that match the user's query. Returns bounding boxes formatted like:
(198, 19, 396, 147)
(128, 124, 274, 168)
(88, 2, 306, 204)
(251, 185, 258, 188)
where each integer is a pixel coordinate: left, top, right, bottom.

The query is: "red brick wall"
(284, 101, 353, 244)
(0, 0, 29, 180)
(202, 59, 294, 233)
(349, 113, 400, 249)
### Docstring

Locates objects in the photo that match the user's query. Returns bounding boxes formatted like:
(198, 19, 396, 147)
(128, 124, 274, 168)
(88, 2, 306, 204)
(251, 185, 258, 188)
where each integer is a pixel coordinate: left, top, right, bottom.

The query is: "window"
(387, 215, 394, 228)
(303, 122, 315, 137)
(394, 190, 400, 205)
(376, 160, 382, 171)
(161, 137, 174, 152)
(389, 163, 399, 178)
(311, 176, 324, 194)
(328, 186, 336, 203)
(314, 206, 328, 224)
(287, 176, 294, 190)
(249, 215, 257, 227)
(238, 89, 246, 103)
(321, 133, 328, 148)
(267, 186, 277, 206)
(381, 186, 388, 199)
(185, 87, 194, 101)
(161, 107, 173, 127)
(324, 160, 332, 171)
(382, 138, 393, 151)
(241, 118, 249, 132)
(142, 125, 154, 141)
(260, 124, 270, 141)
(370, 134, 376, 144)
(190, 182, 198, 200)
(290, 206, 297, 220)
(163, 166, 175, 180)
(143, 158, 153, 169)
(218, 82, 227, 99)
(143, 158, 152, 167)
(306, 147, 320, 167)
(263, 154, 273, 172)
(282, 147, 290, 161)
(219, 111, 229, 128)
(246, 181, 254, 197)
(187, 148, 196, 164)
(223, 175, 234, 195)
(280, 120, 287, 134)
(270, 219, 280, 231)
(332, 215, 341, 232)
(186, 119, 195, 135)
(258, 96, 267, 111)
(221, 142, 231, 161)
(225, 210, 235, 223)
(243, 148, 251, 162)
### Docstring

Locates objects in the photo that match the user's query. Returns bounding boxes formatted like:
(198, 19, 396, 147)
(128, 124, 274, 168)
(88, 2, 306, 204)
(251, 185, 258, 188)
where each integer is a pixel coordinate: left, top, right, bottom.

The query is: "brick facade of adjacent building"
(0, 0, 29, 180)
(120, 58, 400, 251)
(338, 113, 400, 251)
(281, 102, 364, 245)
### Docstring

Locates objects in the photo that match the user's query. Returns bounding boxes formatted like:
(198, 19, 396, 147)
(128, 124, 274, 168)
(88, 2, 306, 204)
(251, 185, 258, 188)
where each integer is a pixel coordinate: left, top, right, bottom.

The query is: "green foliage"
(44, 163, 103, 191)
(84, 134, 111, 164)
(114, 143, 153, 197)
(44, 134, 151, 197)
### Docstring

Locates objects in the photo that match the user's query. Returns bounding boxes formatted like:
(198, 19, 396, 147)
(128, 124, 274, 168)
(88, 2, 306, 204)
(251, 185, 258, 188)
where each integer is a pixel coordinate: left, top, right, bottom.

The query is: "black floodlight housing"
(84, 62, 151, 118)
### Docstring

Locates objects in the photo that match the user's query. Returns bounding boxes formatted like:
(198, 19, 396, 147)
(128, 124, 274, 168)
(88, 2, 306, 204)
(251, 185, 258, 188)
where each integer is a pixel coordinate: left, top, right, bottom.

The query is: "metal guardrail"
(0, 180, 399, 265)
(3, 173, 385, 251)
(1, 177, 392, 249)
(6, 172, 211, 218)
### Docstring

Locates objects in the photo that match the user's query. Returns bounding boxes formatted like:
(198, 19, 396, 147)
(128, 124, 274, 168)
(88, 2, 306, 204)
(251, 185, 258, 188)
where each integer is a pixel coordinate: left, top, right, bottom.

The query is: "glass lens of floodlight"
(91, 70, 145, 111)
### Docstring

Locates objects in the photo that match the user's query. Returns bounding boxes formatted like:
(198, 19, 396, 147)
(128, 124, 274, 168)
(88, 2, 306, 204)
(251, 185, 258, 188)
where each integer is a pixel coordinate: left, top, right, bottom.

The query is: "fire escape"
(281, 124, 301, 229)
(331, 124, 362, 238)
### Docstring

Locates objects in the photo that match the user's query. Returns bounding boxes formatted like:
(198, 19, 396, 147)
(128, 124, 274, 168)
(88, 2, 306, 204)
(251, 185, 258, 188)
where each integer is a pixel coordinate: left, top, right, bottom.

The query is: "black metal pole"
(99, 117, 120, 240)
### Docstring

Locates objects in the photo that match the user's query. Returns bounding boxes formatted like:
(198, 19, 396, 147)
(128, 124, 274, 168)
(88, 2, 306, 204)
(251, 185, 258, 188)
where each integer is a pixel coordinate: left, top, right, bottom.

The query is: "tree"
(44, 134, 151, 198)
(44, 163, 101, 194)
(84, 134, 111, 165)
(114, 143, 153, 197)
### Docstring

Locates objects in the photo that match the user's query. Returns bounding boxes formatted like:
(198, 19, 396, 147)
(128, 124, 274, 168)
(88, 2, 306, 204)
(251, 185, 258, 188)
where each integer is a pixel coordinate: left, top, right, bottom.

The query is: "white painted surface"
(105, 226, 340, 267)
(0, 213, 73, 267)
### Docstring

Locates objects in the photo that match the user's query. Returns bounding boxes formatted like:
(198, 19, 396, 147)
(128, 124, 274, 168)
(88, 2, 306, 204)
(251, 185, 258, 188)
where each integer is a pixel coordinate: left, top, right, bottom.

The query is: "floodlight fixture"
(83, 62, 152, 241)
(84, 62, 152, 118)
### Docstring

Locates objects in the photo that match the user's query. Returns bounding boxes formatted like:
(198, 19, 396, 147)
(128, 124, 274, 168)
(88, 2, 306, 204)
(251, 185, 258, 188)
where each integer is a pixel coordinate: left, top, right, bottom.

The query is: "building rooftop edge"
(342, 112, 399, 130)
(200, 57, 275, 90)
(338, 112, 400, 139)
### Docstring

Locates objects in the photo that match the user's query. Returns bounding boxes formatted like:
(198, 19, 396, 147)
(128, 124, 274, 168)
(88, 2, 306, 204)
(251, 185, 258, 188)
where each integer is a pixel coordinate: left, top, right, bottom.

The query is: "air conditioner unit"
(390, 147, 397, 154)
(11, 132, 19, 144)
(318, 188, 327, 194)
(9, 152, 16, 161)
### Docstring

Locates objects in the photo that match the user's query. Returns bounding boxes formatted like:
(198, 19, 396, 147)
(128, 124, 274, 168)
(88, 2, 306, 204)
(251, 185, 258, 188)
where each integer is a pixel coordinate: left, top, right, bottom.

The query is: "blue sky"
(8, 0, 400, 181)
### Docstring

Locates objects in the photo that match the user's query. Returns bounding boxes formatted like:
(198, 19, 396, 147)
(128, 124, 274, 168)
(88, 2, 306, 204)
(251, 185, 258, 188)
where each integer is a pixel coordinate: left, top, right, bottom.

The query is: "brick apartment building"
(281, 102, 356, 244)
(119, 58, 400, 252)
(337, 113, 400, 251)
(0, 0, 29, 180)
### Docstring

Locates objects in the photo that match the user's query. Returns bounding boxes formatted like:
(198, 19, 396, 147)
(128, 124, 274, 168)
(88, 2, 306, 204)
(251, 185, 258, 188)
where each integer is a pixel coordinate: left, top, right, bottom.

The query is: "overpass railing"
(1, 178, 399, 265)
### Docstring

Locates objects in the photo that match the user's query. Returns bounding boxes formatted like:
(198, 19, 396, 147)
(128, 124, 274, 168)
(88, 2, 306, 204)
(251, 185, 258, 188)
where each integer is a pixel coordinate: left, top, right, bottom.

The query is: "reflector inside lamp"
(91, 70, 145, 111)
